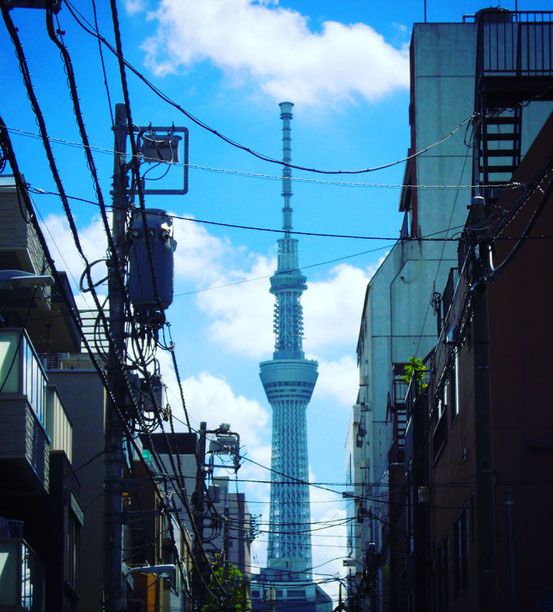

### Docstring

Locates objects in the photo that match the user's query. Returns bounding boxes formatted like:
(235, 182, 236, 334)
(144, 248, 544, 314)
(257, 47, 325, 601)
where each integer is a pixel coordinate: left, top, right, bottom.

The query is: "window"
(454, 506, 470, 596)
(436, 536, 449, 611)
(65, 514, 79, 589)
(447, 351, 460, 421)
(438, 382, 446, 417)
(406, 471, 414, 555)
(0, 330, 47, 424)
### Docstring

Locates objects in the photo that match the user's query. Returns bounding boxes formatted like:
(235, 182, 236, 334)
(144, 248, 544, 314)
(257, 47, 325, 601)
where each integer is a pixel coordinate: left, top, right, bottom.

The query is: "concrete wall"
(48, 368, 107, 612)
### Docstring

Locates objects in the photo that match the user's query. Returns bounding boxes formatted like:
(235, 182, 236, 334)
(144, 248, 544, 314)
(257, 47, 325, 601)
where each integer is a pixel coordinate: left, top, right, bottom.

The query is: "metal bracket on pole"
(134, 124, 189, 195)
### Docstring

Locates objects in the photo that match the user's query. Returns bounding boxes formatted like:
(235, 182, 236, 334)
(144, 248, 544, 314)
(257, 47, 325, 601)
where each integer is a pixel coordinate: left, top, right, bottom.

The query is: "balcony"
(0, 538, 45, 612)
(0, 179, 48, 284)
(0, 329, 50, 493)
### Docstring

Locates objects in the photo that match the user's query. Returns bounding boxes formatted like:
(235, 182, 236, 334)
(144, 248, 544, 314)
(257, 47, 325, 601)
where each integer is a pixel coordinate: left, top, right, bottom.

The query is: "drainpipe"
(471, 197, 499, 612)
(505, 490, 517, 612)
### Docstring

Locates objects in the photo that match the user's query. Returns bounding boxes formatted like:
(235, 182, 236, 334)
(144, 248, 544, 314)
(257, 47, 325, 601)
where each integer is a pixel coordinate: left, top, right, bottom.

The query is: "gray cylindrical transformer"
(128, 208, 177, 311)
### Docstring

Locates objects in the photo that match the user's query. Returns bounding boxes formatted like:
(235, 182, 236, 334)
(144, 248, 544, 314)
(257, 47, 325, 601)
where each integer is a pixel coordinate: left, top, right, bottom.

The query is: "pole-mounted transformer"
(128, 208, 177, 324)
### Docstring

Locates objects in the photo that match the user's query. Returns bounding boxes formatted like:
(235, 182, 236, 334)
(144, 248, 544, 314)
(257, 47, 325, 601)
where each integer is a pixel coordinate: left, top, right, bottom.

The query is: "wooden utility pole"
(191, 421, 209, 608)
(104, 103, 129, 612)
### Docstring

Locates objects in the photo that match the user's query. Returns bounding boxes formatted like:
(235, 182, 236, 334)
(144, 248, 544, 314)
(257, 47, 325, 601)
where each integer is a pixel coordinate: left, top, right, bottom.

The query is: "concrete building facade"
(347, 8, 553, 611)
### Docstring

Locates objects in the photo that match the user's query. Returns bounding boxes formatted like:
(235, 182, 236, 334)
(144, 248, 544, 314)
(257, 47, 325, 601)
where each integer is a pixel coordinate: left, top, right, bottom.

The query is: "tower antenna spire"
(280, 101, 294, 237)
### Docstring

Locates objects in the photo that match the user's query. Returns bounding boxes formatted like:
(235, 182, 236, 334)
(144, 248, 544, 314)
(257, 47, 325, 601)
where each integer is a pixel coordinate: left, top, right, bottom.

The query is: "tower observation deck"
(259, 102, 318, 580)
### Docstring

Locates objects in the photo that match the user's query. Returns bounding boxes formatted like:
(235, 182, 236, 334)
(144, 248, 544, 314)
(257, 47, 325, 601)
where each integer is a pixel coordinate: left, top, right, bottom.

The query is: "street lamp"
(0, 269, 54, 289)
(126, 564, 176, 578)
(123, 564, 177, 607)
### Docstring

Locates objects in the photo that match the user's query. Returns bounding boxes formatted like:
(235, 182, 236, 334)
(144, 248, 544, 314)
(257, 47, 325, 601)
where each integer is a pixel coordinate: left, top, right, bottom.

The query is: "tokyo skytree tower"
(259, 102, 318, 579)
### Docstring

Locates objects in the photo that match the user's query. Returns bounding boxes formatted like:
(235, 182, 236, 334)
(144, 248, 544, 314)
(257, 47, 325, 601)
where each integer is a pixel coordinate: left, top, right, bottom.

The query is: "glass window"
(64, 512, 79, 589)
(437, 536, 449, 611)
(17, 333, 46, 426)
(0, 331, 21, 393)
(0, 541, 18, 605)
(454, 506, 470, 596)
(447, 351, 460, 421)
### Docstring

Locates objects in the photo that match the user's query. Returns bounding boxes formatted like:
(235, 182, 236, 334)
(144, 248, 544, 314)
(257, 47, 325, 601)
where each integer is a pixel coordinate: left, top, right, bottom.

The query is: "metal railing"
(474, 11, 553, 77)
(0, 328, 47, 426)
(46, 386, 73, 463)
(442, 267, 459, 324)
(0, 538, 45, 611)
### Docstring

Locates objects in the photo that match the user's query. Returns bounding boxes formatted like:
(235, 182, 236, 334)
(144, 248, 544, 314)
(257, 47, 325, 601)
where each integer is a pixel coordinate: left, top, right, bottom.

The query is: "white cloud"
(179, 371, 270, 447)
(141, 0, 409, 105)
(198, 260, 377, 359)
(42, 213, 376, 370)
(313, 355, 358, 407)
(41, 213, 108, 292)
(303, 263, 374, 351)
(171, 215, 230, 285)
(197, 255, 275, 357)
(124, 0, 147, 14)
(308, 470, 348, 604)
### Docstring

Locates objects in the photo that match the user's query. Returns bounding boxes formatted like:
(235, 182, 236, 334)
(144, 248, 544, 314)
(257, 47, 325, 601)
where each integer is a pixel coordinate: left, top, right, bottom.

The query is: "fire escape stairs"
(472, 10, 553, 203)
(478, 106, 522, 198)
(395, 405, 407, 446)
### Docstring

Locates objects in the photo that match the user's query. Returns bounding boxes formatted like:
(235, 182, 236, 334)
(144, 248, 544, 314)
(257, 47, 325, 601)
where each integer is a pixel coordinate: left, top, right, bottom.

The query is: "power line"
(63, 0, 475, 176)
(5, 122, 527, 190)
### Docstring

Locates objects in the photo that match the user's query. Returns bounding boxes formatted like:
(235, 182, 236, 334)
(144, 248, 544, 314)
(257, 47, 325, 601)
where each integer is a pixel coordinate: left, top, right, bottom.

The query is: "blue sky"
(1, 0, 548, 600)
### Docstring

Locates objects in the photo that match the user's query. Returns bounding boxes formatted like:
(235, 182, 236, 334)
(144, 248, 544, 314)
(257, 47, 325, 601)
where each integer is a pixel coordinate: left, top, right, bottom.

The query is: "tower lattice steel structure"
(259, 102, 317, 579)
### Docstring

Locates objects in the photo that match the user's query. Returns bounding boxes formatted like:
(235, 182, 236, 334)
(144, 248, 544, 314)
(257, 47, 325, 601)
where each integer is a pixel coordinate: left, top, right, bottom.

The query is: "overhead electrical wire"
(2, 4, 352, 605)
(63, 0, 476, 176)
(5, 121, 522, 190)
(107, 1, 232, 602)
(0, 122, 511, 192)
(28, 186, 471, 243)
(1, 114, 200, 605)
(3, 4, 227, 603)
(14, 1, 548, 595)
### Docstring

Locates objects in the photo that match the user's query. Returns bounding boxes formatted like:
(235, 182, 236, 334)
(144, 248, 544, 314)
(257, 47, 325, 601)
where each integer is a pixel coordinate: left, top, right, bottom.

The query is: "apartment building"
(347, 8, 553, 610)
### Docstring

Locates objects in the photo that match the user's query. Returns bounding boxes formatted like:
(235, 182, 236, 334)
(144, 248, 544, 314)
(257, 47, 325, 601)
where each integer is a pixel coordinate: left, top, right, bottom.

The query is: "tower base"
(250, 570, 333, 612)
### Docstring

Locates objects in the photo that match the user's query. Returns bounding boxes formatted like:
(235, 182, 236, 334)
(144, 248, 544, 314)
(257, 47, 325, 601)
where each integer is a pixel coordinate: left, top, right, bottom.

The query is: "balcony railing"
(0, 329, 47, 426)
(0, 329, 50, 492)
(478, 11, 553, 77)
(0, 538, 45, 611)
(46, 386, 72, 464)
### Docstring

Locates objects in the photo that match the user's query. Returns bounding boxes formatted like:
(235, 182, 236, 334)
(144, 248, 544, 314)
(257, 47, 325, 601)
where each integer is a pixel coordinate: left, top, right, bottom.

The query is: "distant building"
(206, 476, 252, 579)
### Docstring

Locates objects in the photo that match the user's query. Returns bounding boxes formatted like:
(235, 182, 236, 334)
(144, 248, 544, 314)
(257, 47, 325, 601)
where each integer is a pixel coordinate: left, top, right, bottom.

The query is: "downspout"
(471, 198, 499, 612)
(505, 490, 518, 612)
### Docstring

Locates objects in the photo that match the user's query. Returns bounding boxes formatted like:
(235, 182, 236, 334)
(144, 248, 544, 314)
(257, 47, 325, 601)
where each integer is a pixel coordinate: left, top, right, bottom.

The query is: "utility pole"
(192, 421, 209, 609)
(105, 103, 128, 612)
(223, 505, 230, 608)
(191, 422, 242, 609)
(103, 103, 187, 611)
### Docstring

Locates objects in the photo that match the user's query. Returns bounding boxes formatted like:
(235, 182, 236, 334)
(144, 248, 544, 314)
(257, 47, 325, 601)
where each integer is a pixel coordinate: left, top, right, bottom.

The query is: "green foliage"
(202, 563, 251, 612)
(401, 356, 428, 393)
